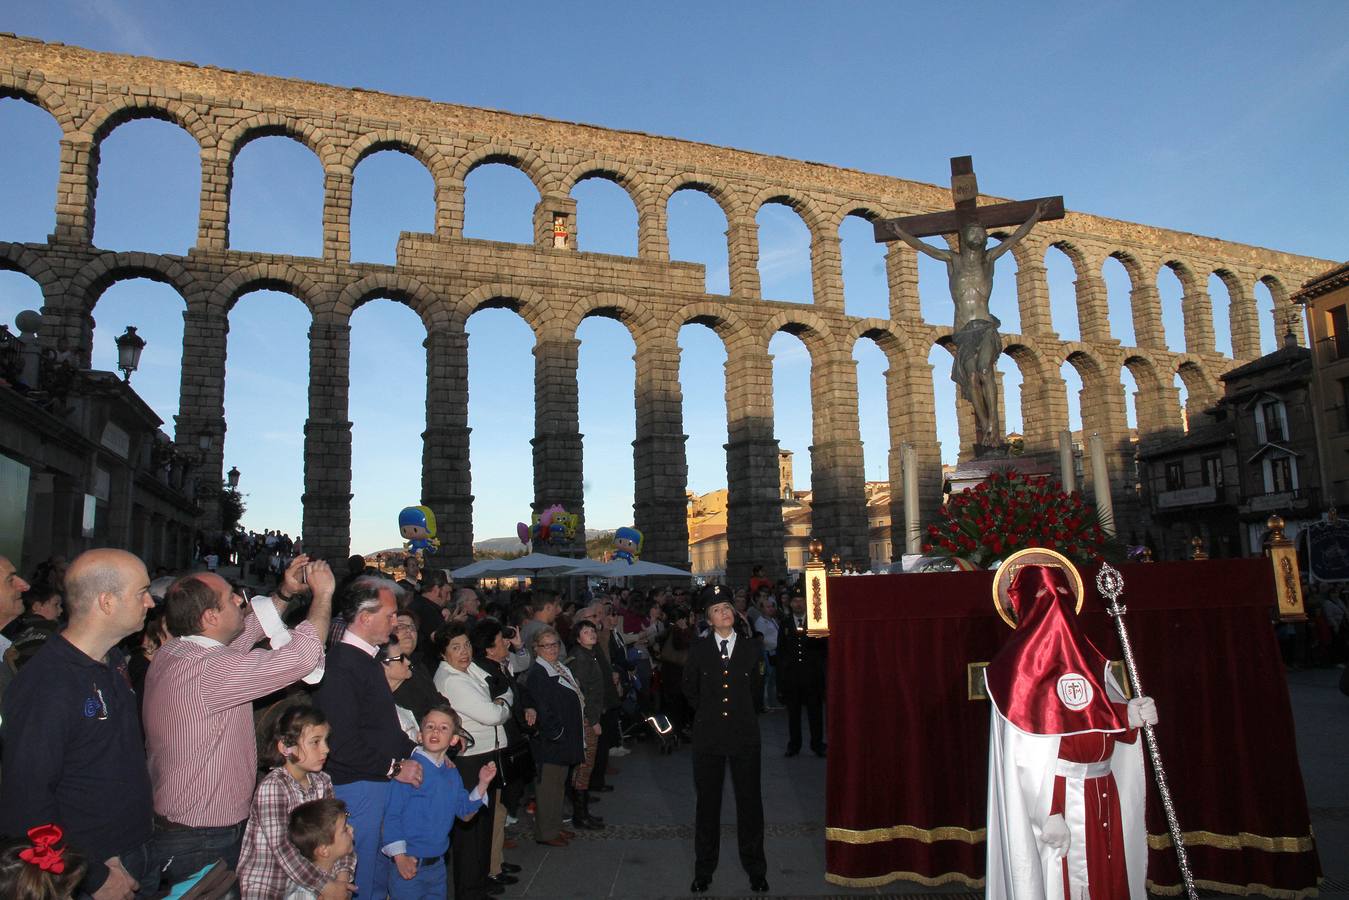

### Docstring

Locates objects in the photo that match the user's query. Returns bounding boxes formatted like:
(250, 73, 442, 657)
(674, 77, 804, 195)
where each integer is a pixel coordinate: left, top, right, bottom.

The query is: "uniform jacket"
(523, 661, 585, 766)
(683, 630, 763, 755)
(776, 613, 827, 685)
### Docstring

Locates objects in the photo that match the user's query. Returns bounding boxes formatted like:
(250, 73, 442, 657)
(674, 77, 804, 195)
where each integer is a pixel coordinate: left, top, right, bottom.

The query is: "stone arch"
(1258, 273, 1290, 306)
(560, 159, 647, 205)
(845, 318, 917, 362)
(452, 282, 550, 339)
(209, 261, 325, 312)
(658, 174, 741, 219)
(330, 272, 448, 330)
(341, 130, 450, 181)
(761, 308, 840, 361)
(746, 186, 828, 238)
(221, 113, 339, 170)
(452, 143, 551, 196)
(1107, 249, 1146, 290)
(0, 242, 61, 296)
(83, 96, 214, 149)
(560, 291, 661, 345)
(71, 252, 201, 313)
(1175, 357, 1221, 408)
(0, 73, 79, 131)
(831, 202, 893, 231)
(1003, 337, 1066, 447)
(1160, 258, 1201, 295)
(671, 300, 754, 356)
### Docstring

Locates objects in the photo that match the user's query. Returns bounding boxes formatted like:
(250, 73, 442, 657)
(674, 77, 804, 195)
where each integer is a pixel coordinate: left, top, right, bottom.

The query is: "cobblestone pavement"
(493, 668, 1347, 898)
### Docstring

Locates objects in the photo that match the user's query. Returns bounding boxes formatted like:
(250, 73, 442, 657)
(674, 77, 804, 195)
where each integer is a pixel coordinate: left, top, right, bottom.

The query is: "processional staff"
(1094, 562, 1198, 900)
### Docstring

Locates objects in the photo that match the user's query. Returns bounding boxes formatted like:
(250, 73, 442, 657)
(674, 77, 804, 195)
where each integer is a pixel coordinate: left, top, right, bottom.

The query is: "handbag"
(497, 738, 535, 786)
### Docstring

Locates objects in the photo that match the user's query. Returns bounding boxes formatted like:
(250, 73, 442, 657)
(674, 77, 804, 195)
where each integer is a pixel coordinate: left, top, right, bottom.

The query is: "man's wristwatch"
(388, 758, 403, 779)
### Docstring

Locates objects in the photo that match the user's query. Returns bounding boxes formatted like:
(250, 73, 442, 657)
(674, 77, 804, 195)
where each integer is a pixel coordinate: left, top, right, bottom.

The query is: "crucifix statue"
(875, 156, 1064, 456)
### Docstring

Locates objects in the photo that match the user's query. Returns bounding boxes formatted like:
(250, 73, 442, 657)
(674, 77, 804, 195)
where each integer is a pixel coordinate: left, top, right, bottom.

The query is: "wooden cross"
(873, 155, 1065, 242)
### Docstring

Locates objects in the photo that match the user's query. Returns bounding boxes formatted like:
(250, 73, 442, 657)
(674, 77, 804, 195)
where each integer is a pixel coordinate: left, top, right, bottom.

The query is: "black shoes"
(750, 875, 770, 892)
(487, 872, 519, 886)
(500, 862, 522, 874)
(785, 747, 800, 757)
(690, 876, 711, 893)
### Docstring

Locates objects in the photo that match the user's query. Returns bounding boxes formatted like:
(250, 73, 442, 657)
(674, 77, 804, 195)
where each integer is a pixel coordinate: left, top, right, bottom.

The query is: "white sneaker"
(609, 746, 631, 757)
(506, 814, 518, 826)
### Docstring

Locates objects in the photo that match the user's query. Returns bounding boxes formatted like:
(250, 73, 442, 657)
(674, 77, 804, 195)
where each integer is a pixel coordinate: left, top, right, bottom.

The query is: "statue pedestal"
(947, 451, 1058, 495)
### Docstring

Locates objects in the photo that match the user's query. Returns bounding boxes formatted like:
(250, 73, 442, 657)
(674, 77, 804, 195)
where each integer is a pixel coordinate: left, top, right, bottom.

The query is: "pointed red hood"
(985, 564, 1128, 735)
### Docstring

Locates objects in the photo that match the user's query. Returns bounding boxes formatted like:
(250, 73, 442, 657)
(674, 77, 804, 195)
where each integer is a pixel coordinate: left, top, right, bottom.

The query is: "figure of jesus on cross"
(875, 157, 1064, 456)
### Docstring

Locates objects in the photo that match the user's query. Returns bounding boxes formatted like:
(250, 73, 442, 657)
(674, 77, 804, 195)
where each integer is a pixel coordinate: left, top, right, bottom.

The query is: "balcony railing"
(1316, 335, 1349, 366)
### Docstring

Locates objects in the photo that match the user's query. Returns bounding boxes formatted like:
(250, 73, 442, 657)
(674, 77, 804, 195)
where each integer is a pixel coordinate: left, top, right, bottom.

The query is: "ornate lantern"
(114, 325, 146, 383)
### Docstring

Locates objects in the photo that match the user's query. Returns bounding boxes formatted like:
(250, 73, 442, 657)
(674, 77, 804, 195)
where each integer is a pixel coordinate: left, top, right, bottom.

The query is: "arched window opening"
(466, 307, 535, 542)
(927, 343, 961, 465)
(853, 338, 891, 483)
(90, 278, 186, 428)
(840, 215, 888, 319)
(986, 231, 1020, 335)
(997, 353, 1024, 445)
(463, 163, 538, 244)
(1255, 279, 1280, 354)
(1120, 367, 1140, 432)
(349, 299, 426, 554)
(350, 150, 434, 265)
(668, 188, 730, 295)
(678, 323, 729, 494)
(1061, 361, 1084, 436)
(0, 270, 45, 335)
(769, 332, 813, 490)
(0, 98, 60, 242)
(572, 177, 637, 257)
(1103, 256, 1136, 347)
(577, 316, 636, 530)
(1209, 273, 1234, 358)
(223, 289, 312, 536)
(1158, 265, 1187, 354)
(93, 118, 199, 255)
(1173, 372, 1190, 432)
(917, 253, 951, 326)
(229, 136, 324, 257)
(1045, 245, 1079, 341)
(756, 203, 812, 304)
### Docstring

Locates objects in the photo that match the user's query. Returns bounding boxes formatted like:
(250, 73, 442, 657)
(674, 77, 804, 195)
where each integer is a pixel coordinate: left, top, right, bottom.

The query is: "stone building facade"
(0, 34, 1331, 582)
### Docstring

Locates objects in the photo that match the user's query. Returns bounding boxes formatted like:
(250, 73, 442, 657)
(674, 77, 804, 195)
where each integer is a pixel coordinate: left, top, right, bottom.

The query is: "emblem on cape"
(991, 547, 1084, 628)
(1056, 673, 1093, 710)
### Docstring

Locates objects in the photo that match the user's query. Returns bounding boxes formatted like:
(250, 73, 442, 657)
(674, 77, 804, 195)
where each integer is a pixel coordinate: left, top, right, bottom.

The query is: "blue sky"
(1, 2, 1346, 553)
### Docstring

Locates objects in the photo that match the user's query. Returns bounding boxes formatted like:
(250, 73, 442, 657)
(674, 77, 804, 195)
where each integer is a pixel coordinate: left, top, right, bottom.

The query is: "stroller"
(642, 712, 678, 754)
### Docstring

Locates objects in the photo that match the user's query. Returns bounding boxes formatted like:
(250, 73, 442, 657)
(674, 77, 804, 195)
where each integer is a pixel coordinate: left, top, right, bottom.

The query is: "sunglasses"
(380, 654, 410, 666)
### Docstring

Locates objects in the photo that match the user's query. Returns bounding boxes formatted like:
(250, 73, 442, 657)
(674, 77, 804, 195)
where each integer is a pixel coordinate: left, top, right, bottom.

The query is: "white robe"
(985, 667, 1147, 899)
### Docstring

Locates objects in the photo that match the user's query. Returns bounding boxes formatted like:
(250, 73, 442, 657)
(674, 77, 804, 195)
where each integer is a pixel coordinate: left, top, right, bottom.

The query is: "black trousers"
(782, 677, 824, 751)
(589, 706, 621, 788)
(449, 752, 497, 900)
(692, 749, 766, 880)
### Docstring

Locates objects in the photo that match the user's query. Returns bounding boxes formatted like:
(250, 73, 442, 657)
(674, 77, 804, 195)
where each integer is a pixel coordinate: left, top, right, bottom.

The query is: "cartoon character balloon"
(613, 526, 643, 563)
(398, 505, 440, 557)
(530, 505, 578, 546)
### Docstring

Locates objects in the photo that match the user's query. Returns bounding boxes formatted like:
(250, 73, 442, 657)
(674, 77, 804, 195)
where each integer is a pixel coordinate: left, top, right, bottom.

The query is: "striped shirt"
(143, 613, 324, 827)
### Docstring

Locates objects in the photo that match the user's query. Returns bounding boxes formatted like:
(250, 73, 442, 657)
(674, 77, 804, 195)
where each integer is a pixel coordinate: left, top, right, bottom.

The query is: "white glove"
(1127, 695, 1158, 728)
(1041, 813, 1070, 857)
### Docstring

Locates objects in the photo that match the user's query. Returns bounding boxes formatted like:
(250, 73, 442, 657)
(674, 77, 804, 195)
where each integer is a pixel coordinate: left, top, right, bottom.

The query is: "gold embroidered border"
(1147, 877, 1319, 900)
(1147, 830, 1315, 853)
(825, 824, 985, 845)
(825, 869, 984, 889)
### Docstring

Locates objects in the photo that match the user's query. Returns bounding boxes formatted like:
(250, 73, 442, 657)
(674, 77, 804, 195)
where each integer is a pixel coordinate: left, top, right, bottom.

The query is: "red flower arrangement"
(921, 469, 1107, 569)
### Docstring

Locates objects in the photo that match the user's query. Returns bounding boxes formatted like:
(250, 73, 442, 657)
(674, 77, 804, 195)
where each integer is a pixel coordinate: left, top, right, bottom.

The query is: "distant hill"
(474, 529, 614, 554)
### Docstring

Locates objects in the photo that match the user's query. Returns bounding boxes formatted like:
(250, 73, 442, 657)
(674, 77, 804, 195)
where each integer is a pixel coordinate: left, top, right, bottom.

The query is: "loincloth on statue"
(949, 316, 1001, 403)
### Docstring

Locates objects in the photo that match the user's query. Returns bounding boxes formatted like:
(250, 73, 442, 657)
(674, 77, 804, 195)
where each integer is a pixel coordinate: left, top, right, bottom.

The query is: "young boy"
(382, 704, 496, 900)
(284, 798, 354, 900)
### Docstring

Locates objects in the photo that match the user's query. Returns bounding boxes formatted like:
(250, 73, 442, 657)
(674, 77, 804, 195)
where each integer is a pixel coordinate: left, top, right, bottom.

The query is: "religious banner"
(823, 560, 1321, 895)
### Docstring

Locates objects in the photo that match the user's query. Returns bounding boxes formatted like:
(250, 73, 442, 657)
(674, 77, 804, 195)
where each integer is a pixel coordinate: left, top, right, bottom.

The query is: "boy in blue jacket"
(382, 704, 496, 900)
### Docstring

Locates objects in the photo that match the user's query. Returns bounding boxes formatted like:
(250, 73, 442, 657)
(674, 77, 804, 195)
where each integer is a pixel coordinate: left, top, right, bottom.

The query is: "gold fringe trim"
(825, 824, 986, 845)
(1147, 877, 1320, 900)
(825, 869, 985, 889)
(1147, 830, 1316, 853)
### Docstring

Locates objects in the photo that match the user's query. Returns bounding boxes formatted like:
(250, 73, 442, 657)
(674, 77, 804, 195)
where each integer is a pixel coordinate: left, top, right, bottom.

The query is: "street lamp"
(227, 466, 240, 489)
(115, 325, 146, 383)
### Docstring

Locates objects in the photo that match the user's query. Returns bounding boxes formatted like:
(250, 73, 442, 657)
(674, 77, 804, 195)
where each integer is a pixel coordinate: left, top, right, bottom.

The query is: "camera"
(502, 626, 518, 639)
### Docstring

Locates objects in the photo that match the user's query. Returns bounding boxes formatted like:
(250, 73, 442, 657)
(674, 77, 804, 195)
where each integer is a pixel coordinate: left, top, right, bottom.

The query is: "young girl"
(237, 705, 356, 900)
(0, 826, 86, 900)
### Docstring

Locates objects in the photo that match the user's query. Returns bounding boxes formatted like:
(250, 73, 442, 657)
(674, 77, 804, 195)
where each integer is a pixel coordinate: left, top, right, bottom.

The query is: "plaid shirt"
(236, 767, 355, 899)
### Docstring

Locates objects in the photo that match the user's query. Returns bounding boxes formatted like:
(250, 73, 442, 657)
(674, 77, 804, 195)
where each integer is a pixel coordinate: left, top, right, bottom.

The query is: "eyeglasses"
(380, 654, 409, 665)
(536, 641, 560, 649)
(393, 623, 415, 633)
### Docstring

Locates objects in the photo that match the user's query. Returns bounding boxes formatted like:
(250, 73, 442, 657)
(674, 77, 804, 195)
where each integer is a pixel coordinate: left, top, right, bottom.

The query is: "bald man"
(0, 549, 156, 900)
(0, 555, 31, 700)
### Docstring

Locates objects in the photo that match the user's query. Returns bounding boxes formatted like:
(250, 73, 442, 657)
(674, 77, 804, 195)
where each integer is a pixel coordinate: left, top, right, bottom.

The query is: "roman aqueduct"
(0, 34, 1330, 580)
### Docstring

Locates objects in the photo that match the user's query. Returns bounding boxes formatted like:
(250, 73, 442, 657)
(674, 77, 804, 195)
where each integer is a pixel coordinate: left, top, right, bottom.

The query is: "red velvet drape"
(824, 559, 1322, 896)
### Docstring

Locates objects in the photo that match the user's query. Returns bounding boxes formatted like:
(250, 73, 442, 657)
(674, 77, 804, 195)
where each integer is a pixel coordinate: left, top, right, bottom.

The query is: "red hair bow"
(18, 824, 66, 874)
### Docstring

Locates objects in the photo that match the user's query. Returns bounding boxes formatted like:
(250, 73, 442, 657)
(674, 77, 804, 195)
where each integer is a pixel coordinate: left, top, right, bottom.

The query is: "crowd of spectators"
(0, 545, 816, 900)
